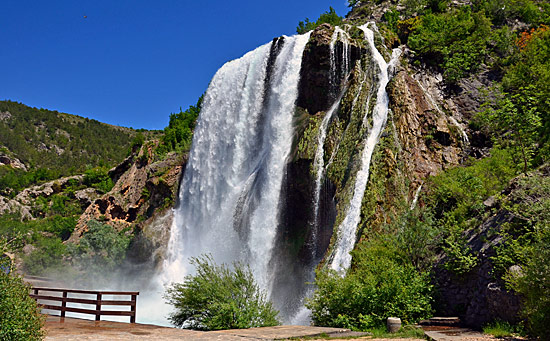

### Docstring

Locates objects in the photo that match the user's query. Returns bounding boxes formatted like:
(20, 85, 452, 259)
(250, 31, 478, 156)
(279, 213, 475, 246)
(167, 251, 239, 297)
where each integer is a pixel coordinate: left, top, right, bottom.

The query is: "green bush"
(307, 236, 433, 330)
(507, 226, 550, 338)
(23, 236, 67, 276)
(69, 220, 130, 275)
(0, 271, 44, 340)
(395, 206, 439, 272)
(500, 170, 550, 338)
(83, 167, 114, 194)
(164, 255, 279, 330)
(0, 237, 44, 340)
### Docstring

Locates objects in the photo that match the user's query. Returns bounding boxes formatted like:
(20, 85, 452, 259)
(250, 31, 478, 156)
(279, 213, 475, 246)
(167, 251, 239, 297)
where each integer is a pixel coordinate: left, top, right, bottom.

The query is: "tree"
(164, 255, 279, 330)
(296, 7, 343, 34)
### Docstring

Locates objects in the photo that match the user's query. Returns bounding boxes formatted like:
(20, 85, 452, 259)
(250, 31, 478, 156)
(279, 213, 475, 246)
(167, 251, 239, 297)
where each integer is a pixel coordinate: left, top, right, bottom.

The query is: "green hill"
(0, 100, 148, 195)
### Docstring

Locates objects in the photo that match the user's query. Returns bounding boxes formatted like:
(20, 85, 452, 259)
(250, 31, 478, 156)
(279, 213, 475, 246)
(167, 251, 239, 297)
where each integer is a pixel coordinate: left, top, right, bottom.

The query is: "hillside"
(0, 100, 156, 195)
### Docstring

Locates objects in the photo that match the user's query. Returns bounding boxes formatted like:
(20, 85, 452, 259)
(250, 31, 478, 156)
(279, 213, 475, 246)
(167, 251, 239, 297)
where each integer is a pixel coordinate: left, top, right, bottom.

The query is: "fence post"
(130, 294, 137, 323)
(61, 291, 68, 317)
(95, 293, 102, 321)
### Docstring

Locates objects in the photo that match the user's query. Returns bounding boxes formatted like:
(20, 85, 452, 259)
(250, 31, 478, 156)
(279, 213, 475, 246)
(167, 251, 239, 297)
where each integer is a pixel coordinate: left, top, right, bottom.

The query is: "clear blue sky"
(1, 0, 350, 130)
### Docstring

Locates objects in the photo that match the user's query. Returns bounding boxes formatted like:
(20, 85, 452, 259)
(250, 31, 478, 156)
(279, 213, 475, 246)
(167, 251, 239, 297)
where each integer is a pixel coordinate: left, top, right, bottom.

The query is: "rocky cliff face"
(432, 165, 550, 327)
(69, 144, 185, 249)
(267, 22, 472, 318)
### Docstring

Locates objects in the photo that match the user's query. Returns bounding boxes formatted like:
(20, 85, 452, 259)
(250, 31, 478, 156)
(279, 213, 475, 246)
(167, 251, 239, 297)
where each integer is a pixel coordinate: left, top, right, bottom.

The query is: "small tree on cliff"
(164, 255, 279, 330)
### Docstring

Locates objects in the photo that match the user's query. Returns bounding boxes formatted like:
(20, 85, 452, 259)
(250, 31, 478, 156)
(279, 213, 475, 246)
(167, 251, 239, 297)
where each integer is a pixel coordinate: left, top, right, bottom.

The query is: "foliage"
(502, 27, 550, 163)
(441, 226, 479, 275)
(307, 235, 433, 331)
(498, 170, 550, 338)
(155, 96, 202, 158)
(382, 9, 400, 32)
(407, 7, 492, 82)
(369, 324, 426, 338)
(0, 167, 59, 197)
(296, 7, 343, 34)
(23, 236, 67, 276)
(164, 255, 279, 330)
(69, 219, 131, 274)
(83, 166, 114, 194)
(424, 149, 520, 274)
(482, 320, 522, 337)
(506, 226, 550, 338)
(472, 0, 549, 26)
(480, 87, 543, 173)
(394, 206, 439, 272)
(0, 237, 44, 341)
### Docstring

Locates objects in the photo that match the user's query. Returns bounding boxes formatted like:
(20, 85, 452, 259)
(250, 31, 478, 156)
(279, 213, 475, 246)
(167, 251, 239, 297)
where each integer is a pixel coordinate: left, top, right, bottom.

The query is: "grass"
(482, 320, 523, 338)
(287, 325, 426, 339)
(370, 325, 426, 339)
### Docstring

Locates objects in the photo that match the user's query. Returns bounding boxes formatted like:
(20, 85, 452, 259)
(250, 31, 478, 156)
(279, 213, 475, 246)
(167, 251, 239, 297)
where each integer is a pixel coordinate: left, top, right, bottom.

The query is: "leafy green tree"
(480, 87, 542, 173)
(23, 236, 67, 276)
(156, 96, 202, 158)
(164, 255, 279, 330)
(504, 172, 550, 338)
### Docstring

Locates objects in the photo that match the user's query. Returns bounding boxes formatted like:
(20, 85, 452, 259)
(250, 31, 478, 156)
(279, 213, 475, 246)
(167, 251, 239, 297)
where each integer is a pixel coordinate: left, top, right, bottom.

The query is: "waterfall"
(330, 24, 401, 273)
(161, 32, 311, 298)
(311, 27, 350, 254)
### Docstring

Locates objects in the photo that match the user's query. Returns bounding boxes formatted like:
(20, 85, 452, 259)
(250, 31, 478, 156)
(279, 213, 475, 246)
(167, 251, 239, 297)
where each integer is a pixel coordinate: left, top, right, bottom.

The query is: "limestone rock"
(0, 154, 27, 171)
(70, 145, 186, 242)
(0, 196, 33, 220)
(15, 175, 83, 206)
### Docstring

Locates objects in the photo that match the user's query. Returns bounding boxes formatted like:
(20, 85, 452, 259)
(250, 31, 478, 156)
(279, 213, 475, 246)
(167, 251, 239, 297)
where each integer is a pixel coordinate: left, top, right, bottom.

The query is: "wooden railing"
(30, 287, 139, 323)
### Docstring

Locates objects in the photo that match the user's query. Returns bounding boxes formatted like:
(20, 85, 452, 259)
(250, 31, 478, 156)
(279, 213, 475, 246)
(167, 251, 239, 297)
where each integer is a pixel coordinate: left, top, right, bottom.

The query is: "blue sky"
(1, 1, 350, 130)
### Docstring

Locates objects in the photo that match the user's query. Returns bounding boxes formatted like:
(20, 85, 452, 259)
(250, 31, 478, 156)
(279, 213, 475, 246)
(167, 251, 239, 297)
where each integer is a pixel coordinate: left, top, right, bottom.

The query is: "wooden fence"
(30, 287, 139, 323)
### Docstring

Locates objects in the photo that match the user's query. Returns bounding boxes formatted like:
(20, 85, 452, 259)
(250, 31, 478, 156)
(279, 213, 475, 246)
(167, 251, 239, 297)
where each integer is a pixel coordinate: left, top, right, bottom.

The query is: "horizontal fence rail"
(30, 287, 139, 323)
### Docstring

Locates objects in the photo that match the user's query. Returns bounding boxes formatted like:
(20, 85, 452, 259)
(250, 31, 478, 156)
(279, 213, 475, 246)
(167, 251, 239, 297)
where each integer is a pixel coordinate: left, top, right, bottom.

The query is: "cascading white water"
(329, 27, 351, 87)
(311, 27, 350, 244)
(161, 32, 311, 300)
(330, 24, 402, 273)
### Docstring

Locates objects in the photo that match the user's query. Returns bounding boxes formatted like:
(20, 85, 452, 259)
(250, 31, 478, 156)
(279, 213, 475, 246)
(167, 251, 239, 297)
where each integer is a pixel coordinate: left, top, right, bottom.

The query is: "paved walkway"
(422, 326, 526, 341)
(44, 316, 355, 340)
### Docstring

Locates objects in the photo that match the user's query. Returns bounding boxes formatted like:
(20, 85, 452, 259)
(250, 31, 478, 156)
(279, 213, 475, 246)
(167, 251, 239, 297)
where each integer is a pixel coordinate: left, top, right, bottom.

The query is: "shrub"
(83, 167, 114, 194)
(69, 219, 130, 275)
(0, 237, 44, 340)
(502, 170, 550, 338)
(164, 255, 279, 330)
(23, 236, 67, 276)
(306, 236, 433, 330)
